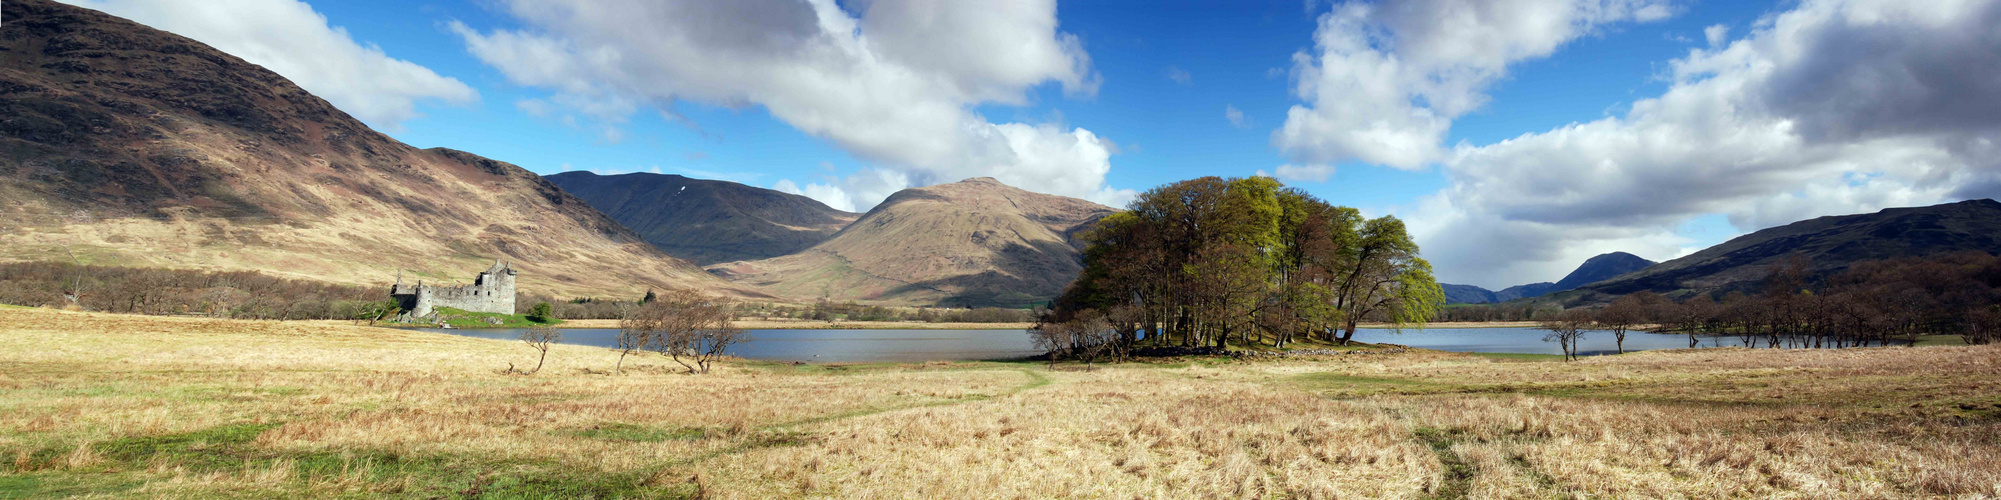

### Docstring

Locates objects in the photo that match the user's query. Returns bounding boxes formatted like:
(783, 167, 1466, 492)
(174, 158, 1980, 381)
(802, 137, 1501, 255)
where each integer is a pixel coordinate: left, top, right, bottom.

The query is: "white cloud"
(1225, 105, 1249, 128)
(61, 0, 477, 130)
(1408, 0, 2001, 287)
(451, 0, 1127, 210)
(1703, 23, 1728, 47)
(1274, 0, 1677, 169)
(1273, 164, 1336, 182)
(1165, 66, 1193, 85)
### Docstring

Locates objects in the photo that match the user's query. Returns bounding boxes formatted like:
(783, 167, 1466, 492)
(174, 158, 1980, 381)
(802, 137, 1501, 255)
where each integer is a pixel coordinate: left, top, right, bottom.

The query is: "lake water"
(419, 326, 1715, 361)
(418, 328, 1041, 363)
(1351, 327, 1704, 356)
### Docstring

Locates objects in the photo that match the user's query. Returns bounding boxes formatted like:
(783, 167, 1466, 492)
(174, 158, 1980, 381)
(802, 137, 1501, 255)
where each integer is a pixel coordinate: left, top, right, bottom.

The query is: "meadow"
(2, 306, 1997, 498)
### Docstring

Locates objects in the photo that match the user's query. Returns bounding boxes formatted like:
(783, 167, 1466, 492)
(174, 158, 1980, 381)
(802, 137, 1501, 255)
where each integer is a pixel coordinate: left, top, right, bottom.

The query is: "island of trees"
(1036, 176, 1443, 361)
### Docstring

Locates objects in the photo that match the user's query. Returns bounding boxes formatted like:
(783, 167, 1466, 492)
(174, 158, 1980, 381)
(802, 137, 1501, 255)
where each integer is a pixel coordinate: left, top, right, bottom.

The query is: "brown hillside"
(707, 178, 1116, 307)
(0, 0, 755, 300)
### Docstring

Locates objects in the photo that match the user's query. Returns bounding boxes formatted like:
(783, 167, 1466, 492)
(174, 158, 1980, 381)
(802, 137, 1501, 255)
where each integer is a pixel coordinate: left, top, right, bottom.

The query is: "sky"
(60, 0, 2001, 289)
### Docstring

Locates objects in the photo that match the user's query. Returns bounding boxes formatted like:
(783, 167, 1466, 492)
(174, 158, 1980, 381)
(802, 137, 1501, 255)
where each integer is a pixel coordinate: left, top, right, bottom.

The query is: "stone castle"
(390, 261, 516, 318)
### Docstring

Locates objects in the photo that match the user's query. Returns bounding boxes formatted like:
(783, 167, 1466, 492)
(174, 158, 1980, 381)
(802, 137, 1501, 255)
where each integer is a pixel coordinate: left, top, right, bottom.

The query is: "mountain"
(0, 0, 749, 299)
(1443, 252, 1657, 304)
(1551, 251, 1656, 290)
(544, 171, 859, 265)
(1439, 283, 1498, 304)
(705, 177, 1116, 307)
(1580, 199, 2001, 297)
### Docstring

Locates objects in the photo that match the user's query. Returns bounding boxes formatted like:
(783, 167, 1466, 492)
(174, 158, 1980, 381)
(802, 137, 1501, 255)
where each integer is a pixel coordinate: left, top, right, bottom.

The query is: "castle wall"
(390, 262, 517, 319)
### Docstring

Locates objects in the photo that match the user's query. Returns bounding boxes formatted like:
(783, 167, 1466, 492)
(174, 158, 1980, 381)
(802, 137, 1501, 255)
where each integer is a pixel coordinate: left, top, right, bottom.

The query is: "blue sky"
(70, 0, 2001, 288)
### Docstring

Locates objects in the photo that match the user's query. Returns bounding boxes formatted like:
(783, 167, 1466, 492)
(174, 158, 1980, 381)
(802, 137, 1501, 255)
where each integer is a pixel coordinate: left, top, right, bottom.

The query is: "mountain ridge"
(0, 0, 749, 299)
(704, 177, 1116, 307)
(544, 171, 860, 265)
(1442, 251, 1657, 304)
(1578, 199, 2001, 298)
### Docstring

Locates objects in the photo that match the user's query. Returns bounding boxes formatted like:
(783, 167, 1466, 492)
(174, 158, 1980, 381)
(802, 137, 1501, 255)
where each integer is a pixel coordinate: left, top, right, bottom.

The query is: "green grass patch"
(431, 307, 562, 329)
(1412, 427, 1474, 500)
(5, 422, 685, 499)
(563, 423, 708, 443)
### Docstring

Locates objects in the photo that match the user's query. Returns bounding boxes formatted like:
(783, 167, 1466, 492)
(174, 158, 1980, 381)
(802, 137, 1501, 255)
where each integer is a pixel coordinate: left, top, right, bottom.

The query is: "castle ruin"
(390, 261, 516, 318)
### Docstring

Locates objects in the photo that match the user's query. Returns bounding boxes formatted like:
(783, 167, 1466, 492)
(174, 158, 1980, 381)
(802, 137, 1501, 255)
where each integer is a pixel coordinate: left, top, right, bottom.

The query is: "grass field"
(2, 307, 1997, 498)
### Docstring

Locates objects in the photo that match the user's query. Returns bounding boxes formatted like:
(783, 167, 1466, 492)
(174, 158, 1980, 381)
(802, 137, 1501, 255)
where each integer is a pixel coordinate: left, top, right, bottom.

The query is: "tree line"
(1038, 176, 1444, 360)
(1538, 251, 2001, 359)
(0, 262, 391, 320)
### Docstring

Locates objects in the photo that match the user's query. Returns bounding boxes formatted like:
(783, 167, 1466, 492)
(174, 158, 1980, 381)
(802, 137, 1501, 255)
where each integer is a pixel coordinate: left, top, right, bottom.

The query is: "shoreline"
(379, 319, 1550, 331)
(544, 318, 1037, 330)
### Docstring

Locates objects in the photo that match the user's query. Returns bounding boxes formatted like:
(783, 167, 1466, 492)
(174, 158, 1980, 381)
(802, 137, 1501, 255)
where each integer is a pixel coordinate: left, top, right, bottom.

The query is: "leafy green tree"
(1049, 175, 1441, 354)
(1329, 216, 1443, 345)
(526, 301, 554, 323)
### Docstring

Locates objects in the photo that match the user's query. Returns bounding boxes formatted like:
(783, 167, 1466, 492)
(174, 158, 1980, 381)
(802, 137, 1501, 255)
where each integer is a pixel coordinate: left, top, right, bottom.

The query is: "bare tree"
(614, 306, 664, 375)
(519, 325, 561, 374)
(1539, 309, 1593, 361)
(640, 289, 745, 374)
(1597, 295, 1646, 354)
(1030, 320, 1076, 367)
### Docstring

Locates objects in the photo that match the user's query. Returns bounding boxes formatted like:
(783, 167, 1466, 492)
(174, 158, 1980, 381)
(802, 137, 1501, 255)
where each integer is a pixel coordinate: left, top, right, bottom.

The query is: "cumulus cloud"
(1273, 164, 1336, 183)
(1165, 66, 1193, 85)
(1408, 0, 2001, 287)
(1703, 23, 1728, 47)
(61, 0, 477, 130)
(1225, 105, 1249, 128)
(451, 0, 1131, 210)
(1274, 0, 1676, 169)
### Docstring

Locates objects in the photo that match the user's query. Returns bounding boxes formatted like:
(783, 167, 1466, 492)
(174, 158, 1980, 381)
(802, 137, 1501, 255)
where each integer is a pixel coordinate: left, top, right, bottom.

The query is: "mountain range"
(1442, 252, 1657, 304)
(1573, 199, 2001, 299)
(543, 171, 859, 265)
(0, 0, 745, 299)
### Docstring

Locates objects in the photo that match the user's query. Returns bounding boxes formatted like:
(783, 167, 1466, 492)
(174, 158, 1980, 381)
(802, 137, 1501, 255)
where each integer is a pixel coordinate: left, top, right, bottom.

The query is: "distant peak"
(960, 177, 1004, 184)
(1587, 251, 1650, 263)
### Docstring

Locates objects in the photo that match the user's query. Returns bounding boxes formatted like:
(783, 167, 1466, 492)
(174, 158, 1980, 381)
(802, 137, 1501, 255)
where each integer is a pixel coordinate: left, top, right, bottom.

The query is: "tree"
(1539, 309, 1593, 361)
(1597, 295, 1647, 354)
(1330, 216, 1443, 345)
(1049, 176, 1440, 353)
(519, 325, 560, 374)
(637, 289, 745, 374)
(526, 301, 554, 323)
(615, 305, 667, 375)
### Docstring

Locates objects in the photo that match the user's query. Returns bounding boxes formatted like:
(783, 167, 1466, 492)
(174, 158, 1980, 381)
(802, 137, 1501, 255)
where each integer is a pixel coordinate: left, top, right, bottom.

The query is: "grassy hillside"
(708, 178, 1115, 307)
(1584, 199, 2001, 297)
(4, 307, 1997, 498)
(0, 0, 749, 299)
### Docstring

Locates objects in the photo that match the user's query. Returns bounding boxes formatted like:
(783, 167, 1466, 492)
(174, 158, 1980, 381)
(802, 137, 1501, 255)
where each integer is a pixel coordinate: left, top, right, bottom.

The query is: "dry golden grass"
(3, 306, 1998, 498)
